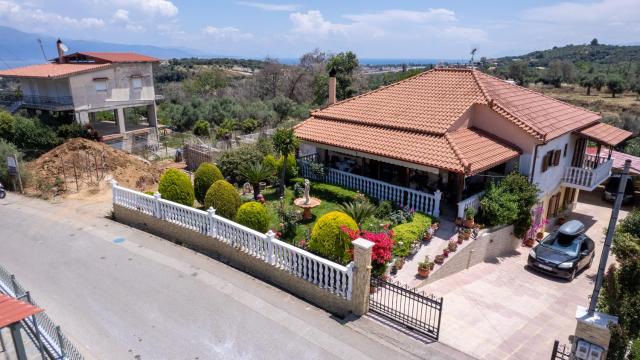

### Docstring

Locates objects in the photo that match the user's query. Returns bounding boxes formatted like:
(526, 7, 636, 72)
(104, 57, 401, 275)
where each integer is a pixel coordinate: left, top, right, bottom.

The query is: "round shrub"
(309, 211, 358, 264)
(236, 201, 269, 233)
(158, 168, 194, 206)
(194, 162, 223, 204)
(193, 120, 210, 136)
(204, 180, 241, 219)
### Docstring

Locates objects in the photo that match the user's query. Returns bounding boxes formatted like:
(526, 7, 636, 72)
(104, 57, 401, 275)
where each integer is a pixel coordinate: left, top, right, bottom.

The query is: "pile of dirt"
(26, 138, 163, 197)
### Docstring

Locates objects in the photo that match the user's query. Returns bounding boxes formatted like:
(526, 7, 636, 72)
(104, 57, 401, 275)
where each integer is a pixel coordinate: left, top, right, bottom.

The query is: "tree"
(326, 51, 359, 101)
(272, 127, 299, 195)
(607, 75, 626, 98)
(580, 74, 594, 96)
(591, 38, 599, 46)
(256, 58, 284, 99)
(545, 60, 564, 87)
(183, 68, 227, 97)
(239, 162, 273, 199)
(192, 120, 210, 136)
(593, 73, 607, 91)
(508, 61, 528, 86)
(624, 137, 640, 157)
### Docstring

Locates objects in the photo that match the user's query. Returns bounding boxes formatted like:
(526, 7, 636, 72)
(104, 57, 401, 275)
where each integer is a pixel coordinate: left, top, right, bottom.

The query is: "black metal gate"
(368, 277, 443, 341)
(551, 340, 572, 360)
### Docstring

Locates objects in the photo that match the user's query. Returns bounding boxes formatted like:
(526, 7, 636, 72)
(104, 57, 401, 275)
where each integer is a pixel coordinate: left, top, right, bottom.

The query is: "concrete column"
(573, 306, 618, 359)
(9, 323, 27, 360)
(351, 238, 375, 316)
(116, 107, 126, 134)
(75, 111, 89, 125)
(147, 103, 158, 128)
(89, 112, 97, 123)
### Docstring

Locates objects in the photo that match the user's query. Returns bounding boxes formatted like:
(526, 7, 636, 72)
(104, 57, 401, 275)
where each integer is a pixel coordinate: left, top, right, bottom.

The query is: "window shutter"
(553, 150, 561, 166)
(542, 154, 548, 172)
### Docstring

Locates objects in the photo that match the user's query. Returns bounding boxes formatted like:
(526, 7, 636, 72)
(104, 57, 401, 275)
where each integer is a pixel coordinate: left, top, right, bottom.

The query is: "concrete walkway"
(416, 191, 628, 360)
(0, 194, 470, 360)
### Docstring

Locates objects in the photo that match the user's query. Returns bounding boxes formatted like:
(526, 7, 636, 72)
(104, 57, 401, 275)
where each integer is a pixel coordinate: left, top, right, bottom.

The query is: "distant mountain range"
(0, 26, 208, 67)
(494, 42, 640, 67)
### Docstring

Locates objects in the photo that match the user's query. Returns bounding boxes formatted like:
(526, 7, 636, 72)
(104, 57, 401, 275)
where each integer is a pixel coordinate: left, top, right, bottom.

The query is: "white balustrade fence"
(457, 191, 485, 219)
(298, 159, 441, 217)
(562, 158, 613, 191)
(112, 182, 353, 299)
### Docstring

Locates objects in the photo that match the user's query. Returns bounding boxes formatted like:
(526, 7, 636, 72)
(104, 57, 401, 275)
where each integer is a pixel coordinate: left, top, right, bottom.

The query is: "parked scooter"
(0, 182, 5, 199)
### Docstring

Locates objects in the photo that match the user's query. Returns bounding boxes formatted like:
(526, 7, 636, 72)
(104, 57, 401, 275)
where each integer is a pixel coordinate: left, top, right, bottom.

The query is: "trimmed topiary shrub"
(204, 180, 241, 219)
(194, 162, 223, 205)
(236, 201, 269, 233)
(290, 178, 358, 204)
(309, 211, 358, 264)
(193, 120, 210, 136)
(158, 168, 194, 206)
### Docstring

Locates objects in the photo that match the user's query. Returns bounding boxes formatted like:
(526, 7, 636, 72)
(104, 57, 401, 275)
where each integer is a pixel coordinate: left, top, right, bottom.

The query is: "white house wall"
(19, 78, 71, 98)
(530, 133, 576, 197)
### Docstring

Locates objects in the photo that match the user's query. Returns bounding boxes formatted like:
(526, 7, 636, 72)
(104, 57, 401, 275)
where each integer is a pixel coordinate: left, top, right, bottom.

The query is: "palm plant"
(239, 162, 274, 200)
(272, 127, 299, 195)
(340, 201, 377, 227)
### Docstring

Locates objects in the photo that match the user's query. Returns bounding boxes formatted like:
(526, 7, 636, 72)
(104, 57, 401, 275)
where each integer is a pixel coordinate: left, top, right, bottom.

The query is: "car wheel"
(569, 268, 577, 282)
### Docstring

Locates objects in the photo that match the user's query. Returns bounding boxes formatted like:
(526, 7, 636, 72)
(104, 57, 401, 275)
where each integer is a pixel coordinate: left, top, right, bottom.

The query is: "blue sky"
(1, 0, 639, 59)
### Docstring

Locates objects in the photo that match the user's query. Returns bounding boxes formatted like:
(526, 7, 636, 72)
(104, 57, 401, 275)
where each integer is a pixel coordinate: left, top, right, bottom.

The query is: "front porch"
(297, 148, 513, 219)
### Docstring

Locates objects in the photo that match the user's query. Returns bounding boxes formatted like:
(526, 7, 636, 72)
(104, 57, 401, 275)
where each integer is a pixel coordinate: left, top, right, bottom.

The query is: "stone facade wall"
(113, 204, 353, 316)
(423, 225, 519, 284)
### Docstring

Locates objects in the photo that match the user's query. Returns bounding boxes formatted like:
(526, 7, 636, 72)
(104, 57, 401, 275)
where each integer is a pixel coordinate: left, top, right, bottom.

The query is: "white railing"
(299, 159, 441, 217)
(112, 182, 353, 299)
(457, 191, 485, 219)
(583, 154, 609, 169)
(562, 158, 613, 191)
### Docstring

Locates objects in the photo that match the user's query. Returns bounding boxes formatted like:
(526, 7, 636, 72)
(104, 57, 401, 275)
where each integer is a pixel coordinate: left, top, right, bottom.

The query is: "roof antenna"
(37, 39, 48, 62)
(469, 48, 478, 65)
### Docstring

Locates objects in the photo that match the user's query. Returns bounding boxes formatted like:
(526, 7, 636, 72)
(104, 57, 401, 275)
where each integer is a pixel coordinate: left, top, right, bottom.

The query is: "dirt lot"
(420, 189, 629, 360)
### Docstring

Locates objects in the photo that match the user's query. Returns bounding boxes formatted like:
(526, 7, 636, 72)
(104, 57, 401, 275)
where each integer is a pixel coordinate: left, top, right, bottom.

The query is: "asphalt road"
(0, 195, 470, 360)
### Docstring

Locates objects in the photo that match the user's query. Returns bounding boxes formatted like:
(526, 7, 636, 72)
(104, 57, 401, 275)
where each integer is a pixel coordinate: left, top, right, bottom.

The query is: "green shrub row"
(392, 212, 432, 257)
(290, 178, 359, 204)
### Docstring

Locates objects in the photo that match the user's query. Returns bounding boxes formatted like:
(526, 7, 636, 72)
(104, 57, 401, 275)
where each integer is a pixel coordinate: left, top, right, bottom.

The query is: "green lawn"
(261, 186, 342, 242)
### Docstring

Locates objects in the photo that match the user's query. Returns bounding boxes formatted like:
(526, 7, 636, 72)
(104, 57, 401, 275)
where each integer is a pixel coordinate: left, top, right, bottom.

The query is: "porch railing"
(562, 158, 613, 191)
(298, 157, 441, 217)
(457, 191, 485, 219)
(22, 95, 74, 108)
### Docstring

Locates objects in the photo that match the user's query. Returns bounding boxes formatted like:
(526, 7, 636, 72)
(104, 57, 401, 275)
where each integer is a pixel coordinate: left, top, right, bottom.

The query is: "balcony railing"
(457, 191, 485, 219)
(562, 154, 613, 191)
(298, 156, 441, 217)
(21, 95, 74, 110)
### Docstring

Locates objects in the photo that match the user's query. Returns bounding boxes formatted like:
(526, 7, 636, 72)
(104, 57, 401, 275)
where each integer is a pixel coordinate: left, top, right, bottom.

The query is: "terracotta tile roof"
(474, 71, 602, 141)
(0, 63, 111, 79)
(310, 68, 601, 141)
(294, 118, 518, 174)
(578, 122, 632, 146)
(76, 52, 160, 63)
(311, 68, 487, 135)
(0, 294, 44, 328)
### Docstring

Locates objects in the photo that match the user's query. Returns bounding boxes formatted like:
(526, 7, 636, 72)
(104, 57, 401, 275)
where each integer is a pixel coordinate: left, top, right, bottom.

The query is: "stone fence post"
(207, 207, 216, 237)
(433, 190, 442, 218)
(351, 238, 375, 316)
(153, 192, 162, 219)
(111, 180, 118, 204)
(266, 230, 276, 265)
(572, 305, 618, 359)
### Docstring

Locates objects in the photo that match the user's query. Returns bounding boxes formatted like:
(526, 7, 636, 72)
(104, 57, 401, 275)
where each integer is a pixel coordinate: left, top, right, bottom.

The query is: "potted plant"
(448, 241, 458, 253)
(434, 254, 445, 264)
(443, 248, 450, 257)
(463, 207, 475, 228)
(417, 256, 433, 278)
(536, 231, 545, 241)
(524, 238, 535, 247)
(457, 233, 464, 245)
(455, 217, 463, 226)
(423, 231, 432, 241)
(460, 228, 471, 241)
(395, 257, 405, 270)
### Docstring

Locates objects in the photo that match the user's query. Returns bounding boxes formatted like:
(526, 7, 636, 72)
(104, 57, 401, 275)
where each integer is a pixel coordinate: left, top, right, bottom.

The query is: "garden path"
(390, 219, 457, 287)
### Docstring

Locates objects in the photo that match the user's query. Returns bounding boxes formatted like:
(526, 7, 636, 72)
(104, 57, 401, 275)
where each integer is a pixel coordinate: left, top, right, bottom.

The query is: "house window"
(541, 149, 562, 172)
(563, 144, 568, 157)
(131, 77, 142, 89)
(94, 79, 108, 93)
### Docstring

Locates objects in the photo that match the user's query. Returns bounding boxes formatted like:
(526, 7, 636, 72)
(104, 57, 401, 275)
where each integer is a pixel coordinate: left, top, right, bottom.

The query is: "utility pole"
(588, 159, 631, 313)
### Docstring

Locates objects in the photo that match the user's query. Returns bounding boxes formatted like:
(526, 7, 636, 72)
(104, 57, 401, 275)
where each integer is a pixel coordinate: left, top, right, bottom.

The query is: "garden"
(150, 127, 440, 278)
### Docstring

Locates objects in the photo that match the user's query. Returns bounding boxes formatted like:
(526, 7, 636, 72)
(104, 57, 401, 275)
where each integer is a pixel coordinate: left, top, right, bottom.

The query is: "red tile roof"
(0, 294, 44, 328)
(0, 63, 111, 79)
(75, 52, 160, 63)
(578, 122, 632, 146)
(294, 118, 519, 174)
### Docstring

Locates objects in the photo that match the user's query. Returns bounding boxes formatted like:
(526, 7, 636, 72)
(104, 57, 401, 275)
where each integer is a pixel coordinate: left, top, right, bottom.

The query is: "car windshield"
(605, 177, 634, 194)
(541, 233, 581, 257)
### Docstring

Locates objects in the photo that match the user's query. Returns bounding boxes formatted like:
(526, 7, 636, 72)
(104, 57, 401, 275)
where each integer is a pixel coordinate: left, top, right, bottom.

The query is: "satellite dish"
(60, 43, 69, 53)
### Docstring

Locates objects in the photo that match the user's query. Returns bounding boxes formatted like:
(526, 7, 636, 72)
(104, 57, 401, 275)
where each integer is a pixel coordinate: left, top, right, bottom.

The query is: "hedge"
(290, 178, 358, 204)
(194, 162, 223, 205)
(309, 211, 358, 264)
(204, 180, 241, 219)
(158, 168, 194, 206)
(392, 212, 432, 257)
(236, 201, 269, 233)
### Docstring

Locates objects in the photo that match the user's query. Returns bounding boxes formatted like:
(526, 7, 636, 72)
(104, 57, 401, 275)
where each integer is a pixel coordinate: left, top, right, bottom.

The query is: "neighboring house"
(0, 41, 161, 151)
(294, 67, 632, 222)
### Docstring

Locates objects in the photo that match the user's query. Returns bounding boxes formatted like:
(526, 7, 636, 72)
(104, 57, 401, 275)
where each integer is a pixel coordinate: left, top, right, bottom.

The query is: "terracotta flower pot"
(457, 237, 464, 245)
(536, 232, 544, 240)
(395, 258, 405, 270)
(524, 238, 535, 247)
(463, 219, 475, 228)
(443, 249, 449, 257)
(418, 267, 430, 278)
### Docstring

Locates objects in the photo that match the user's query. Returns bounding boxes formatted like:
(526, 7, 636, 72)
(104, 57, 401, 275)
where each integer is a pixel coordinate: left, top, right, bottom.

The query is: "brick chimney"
(56, 39, 65, 64)
(328, 67, 337, 105)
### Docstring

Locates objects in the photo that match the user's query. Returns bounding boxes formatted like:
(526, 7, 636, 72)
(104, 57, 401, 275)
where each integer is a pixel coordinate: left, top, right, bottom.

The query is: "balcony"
(561, 154, 613, 191)
(21, 95, 74, 111)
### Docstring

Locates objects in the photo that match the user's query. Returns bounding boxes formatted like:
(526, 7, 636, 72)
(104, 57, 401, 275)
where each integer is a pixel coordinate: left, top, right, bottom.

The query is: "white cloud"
(202, 25, 254, 41)
(343, 9, 456, 24)
(126, 23, 145, 32)
(235, 1, 300, 12)
(0, 0, 105, 30)
(113, 9, 129, 22)
(289, 10, 344, 35)
(114, 0, 178, 17)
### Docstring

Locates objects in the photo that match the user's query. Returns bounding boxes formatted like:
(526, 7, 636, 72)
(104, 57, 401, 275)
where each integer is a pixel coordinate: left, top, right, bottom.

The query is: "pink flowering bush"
(341, 225, 395, 277)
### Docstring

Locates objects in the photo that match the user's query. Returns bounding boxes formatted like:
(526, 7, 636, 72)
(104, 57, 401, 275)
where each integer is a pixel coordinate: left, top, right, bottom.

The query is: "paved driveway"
(419, 189, 629, 360)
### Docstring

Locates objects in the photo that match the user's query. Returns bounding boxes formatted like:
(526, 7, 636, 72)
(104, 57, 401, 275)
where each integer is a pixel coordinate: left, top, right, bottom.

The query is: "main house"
(294, 67, 632, 223)
(0, 41, 161, 151)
